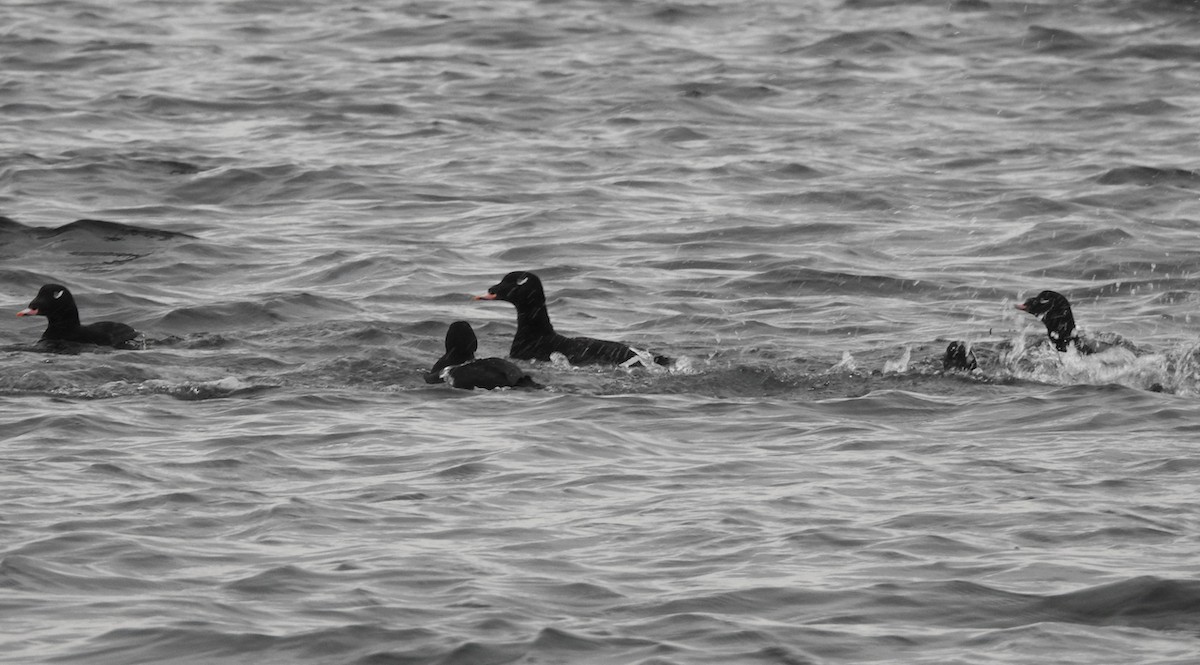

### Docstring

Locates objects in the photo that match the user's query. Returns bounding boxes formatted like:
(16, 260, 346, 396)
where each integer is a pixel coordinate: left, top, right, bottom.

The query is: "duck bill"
(1015, 303, 1028, 311)
(472, 293, 498, 301)
(16, 307, 38, 317)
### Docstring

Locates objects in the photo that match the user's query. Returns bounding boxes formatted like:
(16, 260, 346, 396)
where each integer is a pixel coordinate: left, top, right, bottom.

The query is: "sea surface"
(4, 0, 1200, 663)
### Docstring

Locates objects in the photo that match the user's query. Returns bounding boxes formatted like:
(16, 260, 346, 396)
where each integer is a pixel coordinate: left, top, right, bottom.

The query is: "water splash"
(883, 346, 911, 374)
(830, 350, 857, 372)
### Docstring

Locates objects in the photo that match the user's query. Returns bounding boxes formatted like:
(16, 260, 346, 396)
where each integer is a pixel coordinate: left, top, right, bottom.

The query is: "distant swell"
(791, 29, 927, 56)
(935, 576, 1200, 632)
(1096, 166, 1200, 186)
(0, 215, 195, 241)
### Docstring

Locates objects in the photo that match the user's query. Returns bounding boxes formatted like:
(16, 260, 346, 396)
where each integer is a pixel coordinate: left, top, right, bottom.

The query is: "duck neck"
(1043, 310, 1076, 352)
(515, 301, 554, 337)
(42, 309, 82, 338)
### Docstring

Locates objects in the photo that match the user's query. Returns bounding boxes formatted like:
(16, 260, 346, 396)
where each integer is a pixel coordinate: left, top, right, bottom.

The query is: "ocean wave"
(1024, 26, 1098, 53)
(791, 30, 929, 57)
(1096, 165, 1200, 186)
(0, 215, 194, 242)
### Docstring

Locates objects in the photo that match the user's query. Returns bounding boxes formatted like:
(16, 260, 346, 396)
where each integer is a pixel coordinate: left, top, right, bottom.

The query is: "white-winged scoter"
(473, 271, 669, 368)
(424, 320, 540, 390)
(17, 283, 138, 348)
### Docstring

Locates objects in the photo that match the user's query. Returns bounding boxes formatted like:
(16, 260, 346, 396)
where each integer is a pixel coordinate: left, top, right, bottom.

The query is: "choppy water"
(5, 1, 1200, 663)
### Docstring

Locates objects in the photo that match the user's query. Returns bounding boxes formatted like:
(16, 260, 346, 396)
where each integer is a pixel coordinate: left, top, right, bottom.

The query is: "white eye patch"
(53, 290, 64, 299)
(516, 276, 529, 286)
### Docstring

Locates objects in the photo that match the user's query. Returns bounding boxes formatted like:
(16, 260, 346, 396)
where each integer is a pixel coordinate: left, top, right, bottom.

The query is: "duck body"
(942, 340, 978, 372)
(511, 330, 653, 367)
(442, 357, 540, 390)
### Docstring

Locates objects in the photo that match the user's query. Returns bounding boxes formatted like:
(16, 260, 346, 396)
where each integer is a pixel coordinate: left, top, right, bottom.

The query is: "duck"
(424, 320, 539, 390)
(1015, 290, 1094, 352)
(473, 271, 670, 367)
(943, 289, 1134, 371)
(17, 283, 139, 348)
